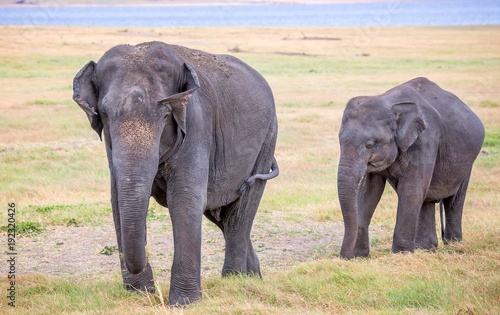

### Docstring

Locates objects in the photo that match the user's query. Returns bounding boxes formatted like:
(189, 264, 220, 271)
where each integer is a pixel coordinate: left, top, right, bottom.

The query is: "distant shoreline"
(2, 0, 498, 27)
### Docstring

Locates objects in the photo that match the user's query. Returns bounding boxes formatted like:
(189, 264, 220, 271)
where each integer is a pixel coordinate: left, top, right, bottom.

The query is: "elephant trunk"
(114, 147, 159, 275)
(337, 154, 366, 259)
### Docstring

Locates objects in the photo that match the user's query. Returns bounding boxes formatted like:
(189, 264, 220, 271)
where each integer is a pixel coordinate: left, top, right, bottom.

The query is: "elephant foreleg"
(415, 202, 438, 251)
(354, 173, 386, 257)
(393, 181, 428, 253)
(167, 195, 203, 306)
(392, 151, 437, 254)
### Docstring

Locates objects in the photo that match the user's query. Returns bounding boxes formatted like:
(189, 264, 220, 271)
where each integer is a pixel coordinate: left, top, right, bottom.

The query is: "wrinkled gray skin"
(338, 77, 484, 259)
(73, 42, 278, 305)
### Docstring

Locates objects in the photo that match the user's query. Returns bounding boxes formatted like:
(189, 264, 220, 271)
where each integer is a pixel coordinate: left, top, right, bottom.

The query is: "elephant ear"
(158, 63, 200, 135)
(73, 61, 103, 139)
(391, 102, 427, 152)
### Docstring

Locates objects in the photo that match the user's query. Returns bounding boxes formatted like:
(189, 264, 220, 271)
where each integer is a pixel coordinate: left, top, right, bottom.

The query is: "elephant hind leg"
(220, 180, 265, 277)
(220, 120, 276, 277)
(245, 239, 261, 277)
(443, 171, 471, 244)
(204, 195, 262, 277)
(415, 202, 438, 251)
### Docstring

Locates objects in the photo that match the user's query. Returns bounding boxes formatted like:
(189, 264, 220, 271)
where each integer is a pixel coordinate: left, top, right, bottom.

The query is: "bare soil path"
(10, 211, 350, 280)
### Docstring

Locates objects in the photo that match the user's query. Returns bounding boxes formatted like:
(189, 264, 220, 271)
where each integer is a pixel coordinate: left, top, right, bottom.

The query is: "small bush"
(100, 245, 118, 256)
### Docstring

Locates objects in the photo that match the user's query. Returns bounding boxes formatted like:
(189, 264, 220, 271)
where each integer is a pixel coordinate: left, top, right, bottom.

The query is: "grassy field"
(0, 25, 499, 314)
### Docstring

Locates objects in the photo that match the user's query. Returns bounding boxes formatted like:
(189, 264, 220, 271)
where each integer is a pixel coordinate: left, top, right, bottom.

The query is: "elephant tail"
(439, 200, 445, 241)
(238, 157, 279, 195)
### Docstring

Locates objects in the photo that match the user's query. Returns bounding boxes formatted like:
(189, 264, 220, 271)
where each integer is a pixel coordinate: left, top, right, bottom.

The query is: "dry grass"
(0, 25, 499, 314)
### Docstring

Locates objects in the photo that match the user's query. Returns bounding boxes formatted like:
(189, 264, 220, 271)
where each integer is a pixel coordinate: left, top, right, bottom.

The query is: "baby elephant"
(337, 77, 484, 259)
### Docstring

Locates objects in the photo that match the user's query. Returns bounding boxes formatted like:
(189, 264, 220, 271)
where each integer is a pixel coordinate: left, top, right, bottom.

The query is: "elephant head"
(337, 91, 427, 259)
(73, 43, 199, 276)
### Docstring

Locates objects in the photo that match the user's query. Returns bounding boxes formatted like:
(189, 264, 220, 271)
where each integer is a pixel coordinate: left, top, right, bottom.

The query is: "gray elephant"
(73, 41, 279, 305)
(337, 77, 484, 259)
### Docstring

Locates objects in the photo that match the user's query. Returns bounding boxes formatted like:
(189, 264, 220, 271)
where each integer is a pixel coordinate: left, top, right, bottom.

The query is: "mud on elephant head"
(73, 41, 279, 306)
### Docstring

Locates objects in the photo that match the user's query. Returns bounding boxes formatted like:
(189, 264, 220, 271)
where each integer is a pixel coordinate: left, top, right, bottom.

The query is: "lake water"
(1, 0, 499, 27)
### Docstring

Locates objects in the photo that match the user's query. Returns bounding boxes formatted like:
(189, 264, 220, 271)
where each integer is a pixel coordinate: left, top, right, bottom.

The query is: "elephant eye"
(365, 140, 376, 149)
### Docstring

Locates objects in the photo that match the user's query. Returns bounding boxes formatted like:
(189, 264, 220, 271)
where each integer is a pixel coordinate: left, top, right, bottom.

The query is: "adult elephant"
(337, 77, 484, 259)
(73, 41, 279, 305)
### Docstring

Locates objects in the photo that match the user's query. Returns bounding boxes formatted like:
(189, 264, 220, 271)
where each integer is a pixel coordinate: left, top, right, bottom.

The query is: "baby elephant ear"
(158, 63, 200, 135)
(391, 102, 427, 152)
(73, 61, 103, 140)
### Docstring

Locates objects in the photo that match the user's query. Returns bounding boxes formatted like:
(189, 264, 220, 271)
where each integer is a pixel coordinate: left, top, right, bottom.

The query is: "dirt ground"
(14, 211, 354, 280)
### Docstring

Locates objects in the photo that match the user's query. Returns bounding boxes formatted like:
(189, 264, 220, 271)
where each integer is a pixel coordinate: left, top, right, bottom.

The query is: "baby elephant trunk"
(337, 157, 367, 259)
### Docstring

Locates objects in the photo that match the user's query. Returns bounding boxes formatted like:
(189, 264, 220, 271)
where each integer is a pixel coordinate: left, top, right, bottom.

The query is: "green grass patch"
(478, 99, 500, 108)
(0, 274, 146, 314)
(17, 221, 44, 236)
(146, 207, 167, 221)
(0, 221, 44, 236)
(483, 129, 500, 148)
(0, 55, 88, 79)
(24, 202, 112, 226)
(386, 280, 445, 310)
(27, 98, 75, 106)
(0, 144, 108, 203)
(195, 250, 500, 314)
(100, 245, 119, 256)
(66, 218, 81, 227)
(3, 250, 499, 315)
(31, 99, 60, 106)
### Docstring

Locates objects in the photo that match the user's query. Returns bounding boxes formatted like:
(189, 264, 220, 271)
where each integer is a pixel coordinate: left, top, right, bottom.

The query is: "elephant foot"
(122, 262, 155, 293)
(391, 242, 415, 254)
(245, 245, 262, 277)
(415, 237, 438, 252)
(169, 293, 201, 307)
(222, 267, 244, 277)
(221, 268, 262, 278)
(354, 247, 370, 258)
(354, 227, 370, 257)
(221, 242, 262, 277)
(246, 269, 262, 278)
(443, 234, 462, 245)
(221, 259, 262, 278)
(168, 286, 202, 306)
(221, 264, 261, 278)
(415, 243, 438, 252)
(339, 247, 355, 260)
